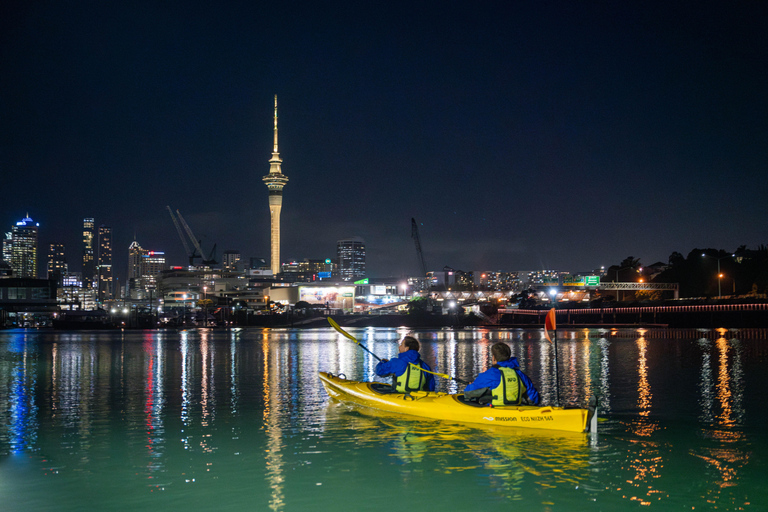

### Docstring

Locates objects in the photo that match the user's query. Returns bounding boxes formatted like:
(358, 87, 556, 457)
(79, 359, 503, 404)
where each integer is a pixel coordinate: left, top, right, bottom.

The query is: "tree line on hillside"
(609, 245, 768, 300)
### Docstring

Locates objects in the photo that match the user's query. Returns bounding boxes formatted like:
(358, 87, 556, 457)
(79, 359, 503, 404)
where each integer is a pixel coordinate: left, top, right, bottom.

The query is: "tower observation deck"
(263, 95, 289, 274)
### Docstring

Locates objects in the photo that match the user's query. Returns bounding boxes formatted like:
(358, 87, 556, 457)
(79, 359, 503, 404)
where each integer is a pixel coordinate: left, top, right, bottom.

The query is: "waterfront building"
(97, 225, 113, 301)
(269, 283, 356, 312)
(5, 215, 39, 278)
(82, 218, 95, 288)
(337, 237, 365, 281)
(262, 95, 289, 275)
(0, 277, 57, 326)
(47, 243, 67, 285)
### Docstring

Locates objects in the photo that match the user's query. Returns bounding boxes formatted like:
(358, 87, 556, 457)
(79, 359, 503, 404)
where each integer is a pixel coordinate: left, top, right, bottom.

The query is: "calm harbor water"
(1, 326, 766, 511)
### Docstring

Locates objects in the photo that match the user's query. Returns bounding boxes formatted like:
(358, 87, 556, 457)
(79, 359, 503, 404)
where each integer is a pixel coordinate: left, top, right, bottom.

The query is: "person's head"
(399, 335, 420, 353)
(491, 342, 511, 363)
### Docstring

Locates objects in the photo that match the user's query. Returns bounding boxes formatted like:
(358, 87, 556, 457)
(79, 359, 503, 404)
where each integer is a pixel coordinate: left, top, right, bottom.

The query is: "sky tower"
(262, 95, 289, 274)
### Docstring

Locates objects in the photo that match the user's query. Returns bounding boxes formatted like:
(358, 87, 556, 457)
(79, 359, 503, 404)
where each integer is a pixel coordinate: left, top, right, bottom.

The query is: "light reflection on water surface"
(0, 327, 766, 511)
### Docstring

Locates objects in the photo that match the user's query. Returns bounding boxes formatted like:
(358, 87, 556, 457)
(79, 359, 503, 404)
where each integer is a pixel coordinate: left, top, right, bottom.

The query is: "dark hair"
(402, 336, 420, 351)
(491, 342, 511, 362)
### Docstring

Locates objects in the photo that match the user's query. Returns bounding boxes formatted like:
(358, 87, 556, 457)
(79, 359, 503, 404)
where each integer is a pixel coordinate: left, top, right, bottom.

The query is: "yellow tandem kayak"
(319, 371, 597, 434)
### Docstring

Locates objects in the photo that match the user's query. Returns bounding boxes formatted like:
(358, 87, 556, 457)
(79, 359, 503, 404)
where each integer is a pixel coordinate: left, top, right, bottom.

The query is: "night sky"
(2, 1, 767, 282)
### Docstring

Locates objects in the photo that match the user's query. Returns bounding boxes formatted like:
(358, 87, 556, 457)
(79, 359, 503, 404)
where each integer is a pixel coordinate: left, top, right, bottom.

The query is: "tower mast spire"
(273, 94, 279, 153)
(263, 94, 289, 275)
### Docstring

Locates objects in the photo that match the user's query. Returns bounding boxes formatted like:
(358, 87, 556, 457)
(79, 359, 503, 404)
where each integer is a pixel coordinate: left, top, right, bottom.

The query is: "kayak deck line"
(319, 371, 597, 434)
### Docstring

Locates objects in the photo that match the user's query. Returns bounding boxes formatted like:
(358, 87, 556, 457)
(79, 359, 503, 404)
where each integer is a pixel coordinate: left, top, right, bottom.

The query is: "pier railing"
(498, 302, 768, 328)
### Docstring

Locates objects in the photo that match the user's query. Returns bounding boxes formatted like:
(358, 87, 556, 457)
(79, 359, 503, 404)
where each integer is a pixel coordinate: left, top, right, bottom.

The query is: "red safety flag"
(544, 308, 556, 343)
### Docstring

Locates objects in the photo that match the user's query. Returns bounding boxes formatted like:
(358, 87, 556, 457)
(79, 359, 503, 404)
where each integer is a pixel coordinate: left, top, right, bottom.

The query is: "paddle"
(326, 317, 469, 385)
(416, 365, 470, 385)
(327, 317, 382, 361)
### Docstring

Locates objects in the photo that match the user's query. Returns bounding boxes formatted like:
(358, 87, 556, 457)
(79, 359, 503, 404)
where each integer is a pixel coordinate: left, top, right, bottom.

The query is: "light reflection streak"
(262, 331, 285, 512)
(180, 331, 191, 451)
(597, 337, 611, 413)
(200, 330, 214, 428)
(443, 330, 458, 394)
(6, 335, 38, 454)
(144, 332, 165, 479)
(619, 330, 663, 507)
(538, 336, 553, 405)
(715, 333, 733, 427)
(636, 332, 652, 419)
(580, 337, 592, 406)
(698, 337, 714, 424)
(230, 331, 239, 413)
(691, 329, 750, 497)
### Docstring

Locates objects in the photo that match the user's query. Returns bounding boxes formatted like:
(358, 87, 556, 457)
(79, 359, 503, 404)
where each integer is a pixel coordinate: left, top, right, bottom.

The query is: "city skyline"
(2, 2, 766, 279)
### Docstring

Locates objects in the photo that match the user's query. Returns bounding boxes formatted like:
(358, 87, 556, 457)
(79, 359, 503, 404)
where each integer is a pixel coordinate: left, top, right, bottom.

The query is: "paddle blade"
(327, 317, 358, 343)
(544, 308, 556, 343)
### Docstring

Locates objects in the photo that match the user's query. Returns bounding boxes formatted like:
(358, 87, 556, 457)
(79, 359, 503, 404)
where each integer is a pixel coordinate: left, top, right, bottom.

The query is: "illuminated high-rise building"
(47, 243, 67, 285)
(128, 240, 144, 280)
(5, 215, 39, 278)
(82, 218, 95, 288)
(128, 239, 167, 297)
(337, 237, 366, 281)
(96, 225, 113, 301)
(262, 95, 289, 275)
(2, 232, 11, 267)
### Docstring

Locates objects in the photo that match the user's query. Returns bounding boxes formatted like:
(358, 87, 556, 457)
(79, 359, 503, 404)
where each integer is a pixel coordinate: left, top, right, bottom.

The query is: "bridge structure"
(595, 282, 679, 300)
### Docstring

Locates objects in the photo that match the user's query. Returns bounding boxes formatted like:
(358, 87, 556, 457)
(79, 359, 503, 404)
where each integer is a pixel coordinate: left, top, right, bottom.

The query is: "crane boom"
(167, 206, 196, 265)
(411, 218, 428, 278)
(175, 209, 205, 261)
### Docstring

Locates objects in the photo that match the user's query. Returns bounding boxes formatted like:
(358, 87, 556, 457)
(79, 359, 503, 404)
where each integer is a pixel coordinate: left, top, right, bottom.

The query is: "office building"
(222, 250, 241, 271)
(47, 243, 67, 285)
(337, 237, 365, 281)
(5, 215, 39, 278)
(262, 95, 289, 275)
(96, 225, 113, 301)
(82, 218, 95, 288)
(128, 240, 167, 298)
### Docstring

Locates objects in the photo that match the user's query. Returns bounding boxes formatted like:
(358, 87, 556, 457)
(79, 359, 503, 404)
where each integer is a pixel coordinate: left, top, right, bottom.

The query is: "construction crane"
(167, 206, 199, 265)
(167, 206, 218, 266)
(411, 218, 429, 290)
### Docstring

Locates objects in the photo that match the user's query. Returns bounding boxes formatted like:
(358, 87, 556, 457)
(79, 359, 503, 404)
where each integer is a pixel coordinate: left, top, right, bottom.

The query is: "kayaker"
(464, 342, 540, 406)
(375, 335, 436, 392)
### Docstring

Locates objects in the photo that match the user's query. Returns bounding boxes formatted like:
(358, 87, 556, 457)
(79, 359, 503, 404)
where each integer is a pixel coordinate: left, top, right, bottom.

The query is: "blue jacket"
(374, 350, 436, 391)
(465, 357, 540, 405)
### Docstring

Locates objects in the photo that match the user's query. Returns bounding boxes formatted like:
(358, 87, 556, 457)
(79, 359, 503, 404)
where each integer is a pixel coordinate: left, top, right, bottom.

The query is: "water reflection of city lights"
(262, 331, 285, 511)
(597, 337, 611, 413)
(636, 335, 652, 419)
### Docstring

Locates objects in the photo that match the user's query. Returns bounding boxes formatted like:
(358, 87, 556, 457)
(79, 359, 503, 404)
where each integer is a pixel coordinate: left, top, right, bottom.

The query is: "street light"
(702, 253, 734, 298)
(549, 288, 558, 303)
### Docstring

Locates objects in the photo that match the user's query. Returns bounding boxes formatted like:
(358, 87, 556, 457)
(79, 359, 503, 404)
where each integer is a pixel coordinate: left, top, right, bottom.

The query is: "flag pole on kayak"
(544, 308, 561, 407)
(327, 317, 468, 385)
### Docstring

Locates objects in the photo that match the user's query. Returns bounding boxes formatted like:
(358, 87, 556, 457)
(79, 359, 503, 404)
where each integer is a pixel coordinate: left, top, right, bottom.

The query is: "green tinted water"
(1, 327, 766, 511)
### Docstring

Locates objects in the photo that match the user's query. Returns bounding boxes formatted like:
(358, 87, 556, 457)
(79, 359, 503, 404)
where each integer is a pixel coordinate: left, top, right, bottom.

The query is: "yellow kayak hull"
(319, 372, 595, 433)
